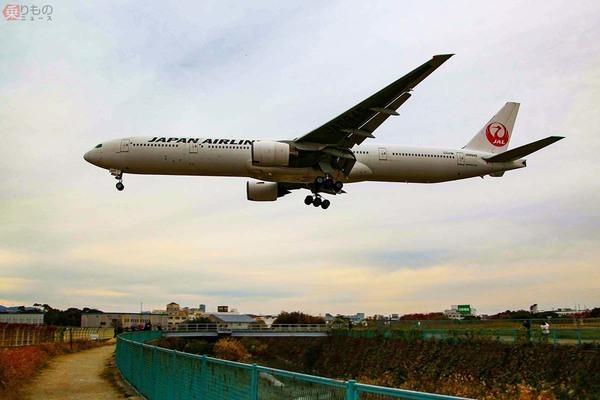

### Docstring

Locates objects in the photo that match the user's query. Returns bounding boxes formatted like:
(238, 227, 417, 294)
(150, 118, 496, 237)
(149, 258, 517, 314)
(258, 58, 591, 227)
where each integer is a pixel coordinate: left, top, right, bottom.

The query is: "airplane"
(84, 54, 563, 209)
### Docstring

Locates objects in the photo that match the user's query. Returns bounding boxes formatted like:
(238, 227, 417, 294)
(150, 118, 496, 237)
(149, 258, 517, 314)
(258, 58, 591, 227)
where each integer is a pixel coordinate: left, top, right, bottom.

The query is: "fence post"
(171, 350, 177, 400)
(577, 327, 582, 346)
(130, 342, 135, 389)
(152, 346, 157, 400)
(200, 355, 207, 400)
(347, 379, 358, 400)
(251, 363, 258, 400)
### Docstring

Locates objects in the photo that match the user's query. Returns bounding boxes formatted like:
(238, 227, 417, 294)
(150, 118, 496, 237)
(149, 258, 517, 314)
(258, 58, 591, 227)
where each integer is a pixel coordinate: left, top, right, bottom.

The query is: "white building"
(81, 312, 168, 328)
(444, 305, 477, 319)
(0, 313, 44, 325)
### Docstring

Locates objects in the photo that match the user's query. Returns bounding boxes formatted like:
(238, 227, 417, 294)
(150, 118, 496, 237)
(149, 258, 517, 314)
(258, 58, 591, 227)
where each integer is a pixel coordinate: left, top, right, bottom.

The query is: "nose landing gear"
(110, 169, 124, 191)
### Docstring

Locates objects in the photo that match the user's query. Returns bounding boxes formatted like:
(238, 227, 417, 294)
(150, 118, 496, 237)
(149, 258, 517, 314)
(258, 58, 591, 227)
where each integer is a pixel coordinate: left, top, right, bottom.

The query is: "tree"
(400, 313, 448, 321)
(273, 311, 325, 325)
(32, 304, 103, 326)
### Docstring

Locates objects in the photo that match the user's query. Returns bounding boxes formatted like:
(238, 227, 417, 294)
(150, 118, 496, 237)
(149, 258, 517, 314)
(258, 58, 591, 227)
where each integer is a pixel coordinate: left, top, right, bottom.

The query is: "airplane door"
(120, 139, 130, 152)
(378, 148, 388, 161)
(189, 143, 198, 153)
(457, 152, 465, 165)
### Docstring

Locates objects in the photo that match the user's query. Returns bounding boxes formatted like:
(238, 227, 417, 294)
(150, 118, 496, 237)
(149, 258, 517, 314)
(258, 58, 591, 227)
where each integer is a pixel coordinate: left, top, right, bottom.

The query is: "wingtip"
(434, 53, 455, 59)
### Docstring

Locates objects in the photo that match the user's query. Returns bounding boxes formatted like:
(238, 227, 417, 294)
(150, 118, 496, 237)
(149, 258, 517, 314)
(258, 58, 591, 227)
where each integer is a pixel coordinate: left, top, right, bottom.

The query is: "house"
(208, 314, 256, 329)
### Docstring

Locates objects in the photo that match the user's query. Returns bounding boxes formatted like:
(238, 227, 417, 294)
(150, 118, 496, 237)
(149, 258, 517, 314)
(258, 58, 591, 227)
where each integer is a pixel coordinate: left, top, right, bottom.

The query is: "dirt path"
(21, 344, 141, 400)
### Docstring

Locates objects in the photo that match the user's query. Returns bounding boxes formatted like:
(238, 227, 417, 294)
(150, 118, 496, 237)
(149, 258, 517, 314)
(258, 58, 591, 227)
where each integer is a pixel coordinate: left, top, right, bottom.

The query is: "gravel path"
(21, 344, 140, 400)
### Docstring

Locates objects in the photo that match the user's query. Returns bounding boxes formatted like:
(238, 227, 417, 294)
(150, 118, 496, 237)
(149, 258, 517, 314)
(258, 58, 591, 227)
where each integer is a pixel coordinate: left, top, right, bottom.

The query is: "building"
(323, 313, 366, 326)
(208, 314, 256, 329)
(552, 307, 589, 316)
(153, 302, 234, 327)
(152, 302, 190, 327)
(0, 313, 44, 325)
(444, 305, 477, 319)
(81, 312, 168, 329)
(530, 304, 539, 313)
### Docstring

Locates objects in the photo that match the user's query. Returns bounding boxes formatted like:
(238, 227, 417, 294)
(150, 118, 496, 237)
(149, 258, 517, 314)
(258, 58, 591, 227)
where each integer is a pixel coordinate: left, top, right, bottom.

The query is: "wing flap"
(347, 92, 412, 146)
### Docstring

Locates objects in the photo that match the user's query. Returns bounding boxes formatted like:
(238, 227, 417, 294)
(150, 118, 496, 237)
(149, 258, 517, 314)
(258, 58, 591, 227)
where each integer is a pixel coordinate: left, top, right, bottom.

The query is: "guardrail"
(333, 327, 600, 346)
(169, 323, 332, 333)
(116, 331, 471, 399)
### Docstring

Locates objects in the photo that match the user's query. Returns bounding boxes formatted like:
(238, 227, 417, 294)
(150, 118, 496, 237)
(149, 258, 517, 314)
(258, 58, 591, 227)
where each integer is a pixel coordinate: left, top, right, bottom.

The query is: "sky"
(1, 1, 599, 317)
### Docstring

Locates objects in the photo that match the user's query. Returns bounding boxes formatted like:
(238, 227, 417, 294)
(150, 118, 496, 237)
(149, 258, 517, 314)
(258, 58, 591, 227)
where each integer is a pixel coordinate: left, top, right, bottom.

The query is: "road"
(21, 344, 141, 400)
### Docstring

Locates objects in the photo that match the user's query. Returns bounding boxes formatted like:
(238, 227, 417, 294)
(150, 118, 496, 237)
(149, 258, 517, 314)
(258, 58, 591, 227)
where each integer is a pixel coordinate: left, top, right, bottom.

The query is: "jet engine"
(251, 141, 291, 167)
(246, 181, 279, 201)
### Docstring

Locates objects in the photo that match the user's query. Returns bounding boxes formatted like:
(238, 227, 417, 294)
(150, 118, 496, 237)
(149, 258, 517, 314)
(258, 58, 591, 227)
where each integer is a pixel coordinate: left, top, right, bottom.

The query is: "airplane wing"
(294, 54, 453, 147)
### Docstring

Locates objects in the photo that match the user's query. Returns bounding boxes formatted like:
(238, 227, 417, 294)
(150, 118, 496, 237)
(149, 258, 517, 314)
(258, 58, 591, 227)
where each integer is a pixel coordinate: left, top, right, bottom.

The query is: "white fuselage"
(84, 136, 526, 184)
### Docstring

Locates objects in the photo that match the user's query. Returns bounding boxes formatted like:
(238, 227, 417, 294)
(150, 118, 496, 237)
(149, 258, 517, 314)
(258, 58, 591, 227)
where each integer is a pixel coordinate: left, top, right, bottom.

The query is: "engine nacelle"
(246, 181, 279, 201)
(251, 141, 290, 167)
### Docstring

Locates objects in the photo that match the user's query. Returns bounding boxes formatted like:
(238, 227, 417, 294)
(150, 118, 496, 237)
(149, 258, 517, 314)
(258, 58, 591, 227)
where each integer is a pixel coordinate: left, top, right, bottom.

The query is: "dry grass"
(0, 340, 106, 399)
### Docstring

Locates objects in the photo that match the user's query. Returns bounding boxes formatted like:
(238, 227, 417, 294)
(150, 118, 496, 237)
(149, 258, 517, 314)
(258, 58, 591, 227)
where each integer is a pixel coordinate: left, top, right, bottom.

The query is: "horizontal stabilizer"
(484, 136, 564, 163)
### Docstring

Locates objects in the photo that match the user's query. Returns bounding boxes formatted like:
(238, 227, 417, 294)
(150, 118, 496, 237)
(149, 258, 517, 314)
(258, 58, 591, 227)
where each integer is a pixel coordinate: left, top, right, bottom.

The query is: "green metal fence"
(116, 332, 471, 400)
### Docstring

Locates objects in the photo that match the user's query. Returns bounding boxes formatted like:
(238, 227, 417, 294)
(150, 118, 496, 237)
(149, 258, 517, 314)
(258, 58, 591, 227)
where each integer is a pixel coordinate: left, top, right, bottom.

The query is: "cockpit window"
(95, 143, 103, 148)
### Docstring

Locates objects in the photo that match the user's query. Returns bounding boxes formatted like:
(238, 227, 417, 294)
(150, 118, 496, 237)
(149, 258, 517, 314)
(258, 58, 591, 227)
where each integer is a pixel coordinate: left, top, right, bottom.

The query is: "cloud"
(0, 249, 36, 268)
(0, 1, 598, 316)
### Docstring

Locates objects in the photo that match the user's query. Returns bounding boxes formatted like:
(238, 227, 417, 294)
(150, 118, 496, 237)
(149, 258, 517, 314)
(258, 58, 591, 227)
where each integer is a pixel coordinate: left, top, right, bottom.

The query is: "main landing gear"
(111, 169, 124, 191)
(304, 195, 330, 209)
(304, 176, 344, 209)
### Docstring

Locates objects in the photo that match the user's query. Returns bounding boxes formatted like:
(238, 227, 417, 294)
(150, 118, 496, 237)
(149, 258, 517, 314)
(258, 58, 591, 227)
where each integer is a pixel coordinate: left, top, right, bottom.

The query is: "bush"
(240, 338, 268, 358)
(184, 340, 213, 355)
(257, 336, 600, 399)
(213, 338, 251, 362)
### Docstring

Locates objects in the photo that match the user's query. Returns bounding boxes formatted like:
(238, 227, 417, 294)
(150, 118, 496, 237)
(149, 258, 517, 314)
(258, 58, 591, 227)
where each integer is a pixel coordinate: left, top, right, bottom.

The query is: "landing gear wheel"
(321, 199, 331, 209)
(334, 181, 343, 192)
(314, 176, 325, 186)
(313, 197, 322, 207)
(304, 195, 314, 205)
(324, 178, 334, 190)
(116, 182, 124, 191)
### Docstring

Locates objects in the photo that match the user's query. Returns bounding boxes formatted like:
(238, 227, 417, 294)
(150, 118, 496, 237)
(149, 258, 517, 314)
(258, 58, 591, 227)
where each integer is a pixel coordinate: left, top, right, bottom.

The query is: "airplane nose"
(84, 150, 92, 163)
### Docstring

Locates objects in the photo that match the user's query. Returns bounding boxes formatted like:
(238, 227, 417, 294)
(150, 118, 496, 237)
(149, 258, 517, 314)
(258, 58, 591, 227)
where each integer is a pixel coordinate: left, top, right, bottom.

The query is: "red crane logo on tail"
(485, 122, 509, 147)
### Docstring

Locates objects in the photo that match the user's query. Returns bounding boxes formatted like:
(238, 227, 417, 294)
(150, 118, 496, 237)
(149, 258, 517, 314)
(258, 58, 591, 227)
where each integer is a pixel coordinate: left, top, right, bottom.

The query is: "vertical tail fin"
(463, 102, 520, 154)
